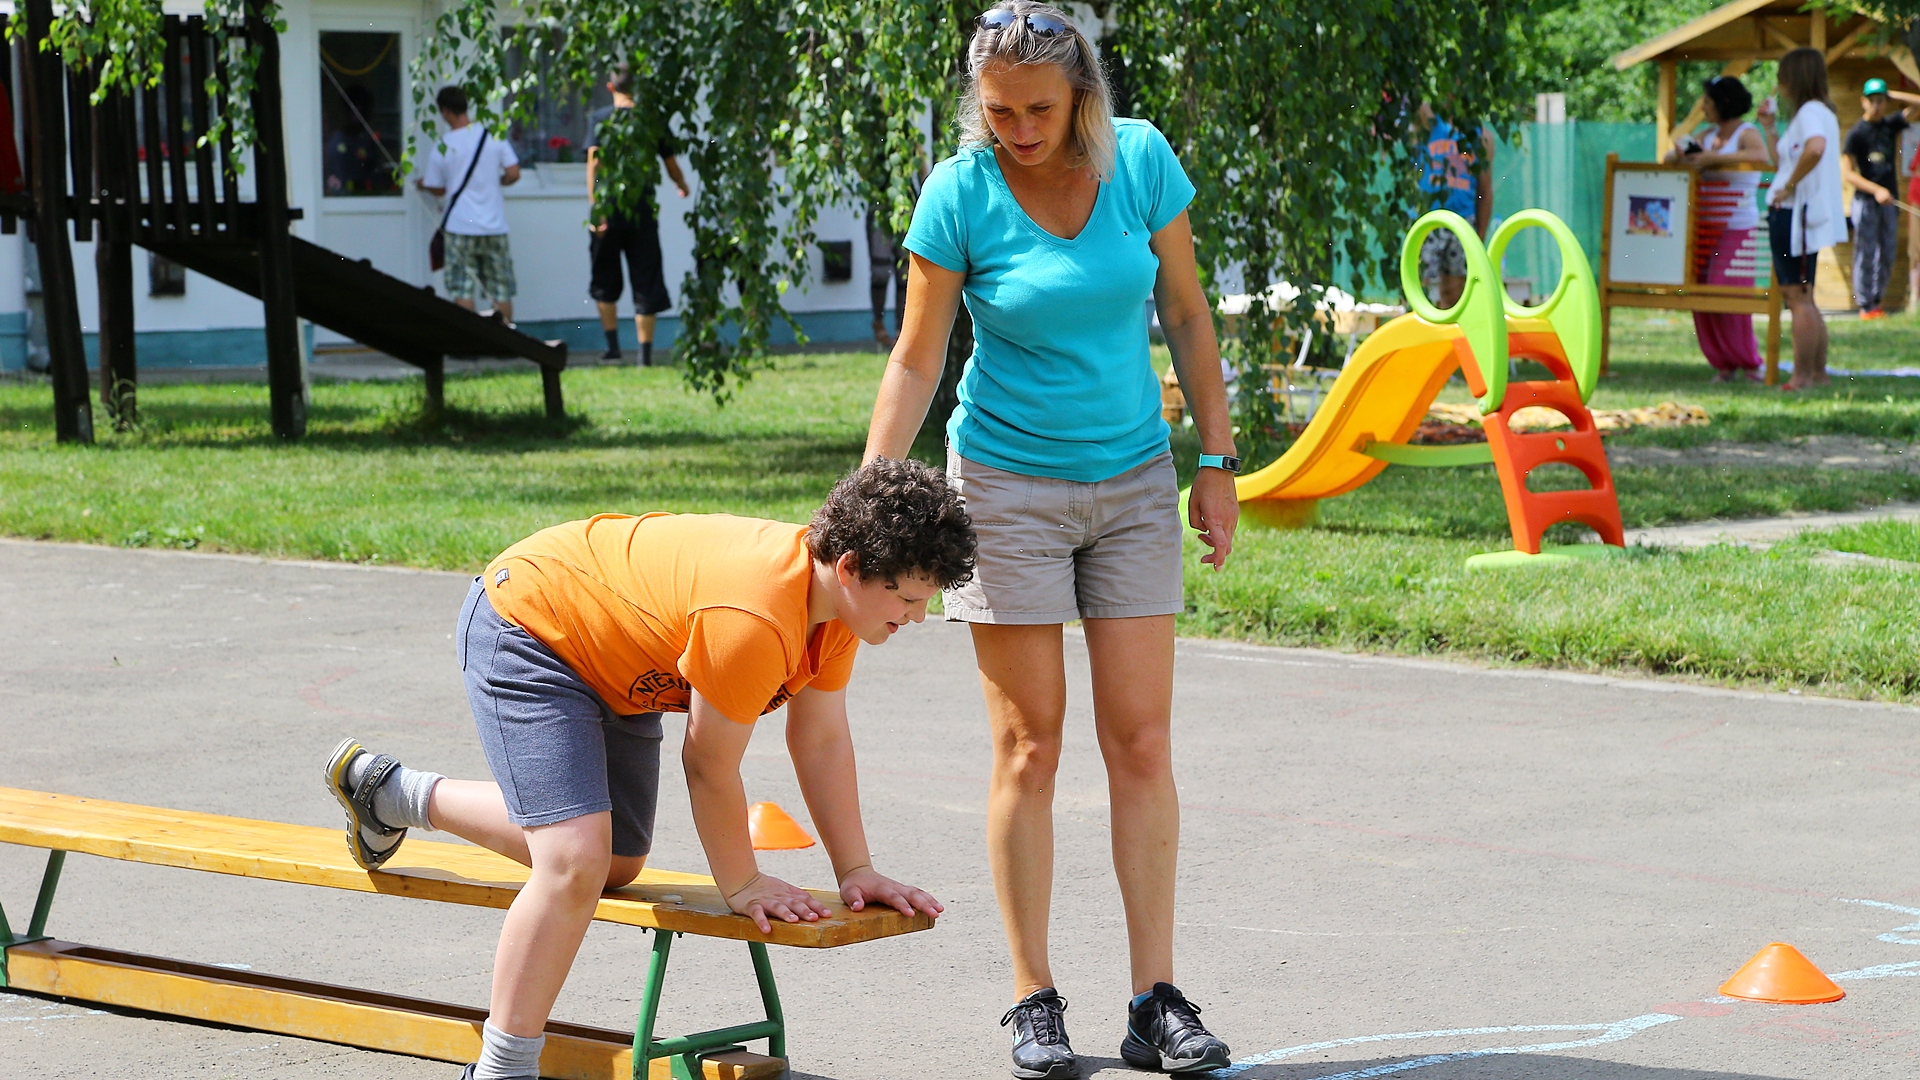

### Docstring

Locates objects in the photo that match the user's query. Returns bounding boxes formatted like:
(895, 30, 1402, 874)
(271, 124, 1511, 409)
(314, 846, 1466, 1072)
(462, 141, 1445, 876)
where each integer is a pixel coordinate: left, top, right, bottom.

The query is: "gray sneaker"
(1001, 987, 1076, 1079)
(1120, 982, 1231, 1073)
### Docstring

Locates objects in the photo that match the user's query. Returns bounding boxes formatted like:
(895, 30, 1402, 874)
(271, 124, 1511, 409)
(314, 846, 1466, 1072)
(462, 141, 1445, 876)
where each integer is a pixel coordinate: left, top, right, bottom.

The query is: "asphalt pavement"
(3, 537, 1917, 1079)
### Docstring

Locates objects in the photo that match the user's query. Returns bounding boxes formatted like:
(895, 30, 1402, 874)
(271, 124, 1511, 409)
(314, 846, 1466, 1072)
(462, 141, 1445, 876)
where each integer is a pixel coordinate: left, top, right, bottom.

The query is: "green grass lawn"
(3, 307, 1918, 699)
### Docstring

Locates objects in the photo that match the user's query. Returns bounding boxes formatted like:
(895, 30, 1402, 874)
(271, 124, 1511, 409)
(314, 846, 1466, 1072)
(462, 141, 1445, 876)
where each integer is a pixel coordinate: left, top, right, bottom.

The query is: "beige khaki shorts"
(944, 450, 1185, 624)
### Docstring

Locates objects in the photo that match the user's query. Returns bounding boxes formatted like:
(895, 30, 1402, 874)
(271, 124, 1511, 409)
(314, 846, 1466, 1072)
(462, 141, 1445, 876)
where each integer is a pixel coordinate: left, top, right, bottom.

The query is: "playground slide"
(1233, 313, 1485, 514)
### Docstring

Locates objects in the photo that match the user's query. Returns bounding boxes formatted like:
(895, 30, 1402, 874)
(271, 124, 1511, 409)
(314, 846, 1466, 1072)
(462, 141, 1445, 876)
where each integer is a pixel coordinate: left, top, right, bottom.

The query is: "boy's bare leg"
(489, 812, 613, 1037)
(429, 779, 644, 887)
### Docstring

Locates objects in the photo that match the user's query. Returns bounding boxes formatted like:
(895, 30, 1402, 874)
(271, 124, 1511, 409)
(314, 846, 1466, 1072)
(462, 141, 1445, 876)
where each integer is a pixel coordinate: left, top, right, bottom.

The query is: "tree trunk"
(24, 0, 91, 444)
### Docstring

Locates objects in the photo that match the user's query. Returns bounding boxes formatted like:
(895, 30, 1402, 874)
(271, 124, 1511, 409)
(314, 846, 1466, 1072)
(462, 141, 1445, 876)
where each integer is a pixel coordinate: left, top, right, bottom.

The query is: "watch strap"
(1197, 453, 1242, 474)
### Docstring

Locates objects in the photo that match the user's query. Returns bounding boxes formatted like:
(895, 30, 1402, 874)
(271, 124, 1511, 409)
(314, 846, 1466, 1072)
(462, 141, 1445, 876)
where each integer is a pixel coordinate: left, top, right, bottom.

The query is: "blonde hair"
(958, 1, 1116, 181)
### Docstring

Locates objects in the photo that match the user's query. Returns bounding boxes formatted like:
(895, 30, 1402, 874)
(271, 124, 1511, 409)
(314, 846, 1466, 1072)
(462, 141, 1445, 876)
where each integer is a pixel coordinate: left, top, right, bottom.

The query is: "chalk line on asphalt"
(1218, 1012, 1683, 1078)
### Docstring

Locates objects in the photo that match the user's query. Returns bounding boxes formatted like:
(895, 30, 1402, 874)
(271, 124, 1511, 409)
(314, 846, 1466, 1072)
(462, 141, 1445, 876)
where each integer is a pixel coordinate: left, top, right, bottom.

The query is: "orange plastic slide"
(1232, 313, 1537, 527)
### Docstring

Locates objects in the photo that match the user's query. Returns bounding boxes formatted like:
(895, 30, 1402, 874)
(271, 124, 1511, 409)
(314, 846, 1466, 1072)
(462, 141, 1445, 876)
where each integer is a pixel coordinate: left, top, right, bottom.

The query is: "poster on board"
(1608, 168, 1693, 286)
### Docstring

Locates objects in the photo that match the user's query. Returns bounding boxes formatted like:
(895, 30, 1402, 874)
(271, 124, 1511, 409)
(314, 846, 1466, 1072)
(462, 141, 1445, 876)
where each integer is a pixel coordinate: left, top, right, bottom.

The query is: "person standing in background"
(587, 64, 691, 367)
(1759, 47, 1847, 390)
(867, 206, 908, 347)
(1838, 78, 1919, 319)
(1667, 75, 1772, 381)
(419, 86, 522, 325)
(1414, 100, 1494, 309)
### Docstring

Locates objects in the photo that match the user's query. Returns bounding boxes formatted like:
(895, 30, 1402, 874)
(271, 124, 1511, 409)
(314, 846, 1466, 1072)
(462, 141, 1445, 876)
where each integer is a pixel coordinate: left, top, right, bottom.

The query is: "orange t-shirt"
(483, 514, 859, 723)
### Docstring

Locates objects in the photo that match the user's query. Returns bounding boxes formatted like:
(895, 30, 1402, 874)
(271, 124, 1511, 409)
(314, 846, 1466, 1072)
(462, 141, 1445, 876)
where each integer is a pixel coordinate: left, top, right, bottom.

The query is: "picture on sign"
(1626, 195, 1672, 237)
(1608, 168, 1692, 286)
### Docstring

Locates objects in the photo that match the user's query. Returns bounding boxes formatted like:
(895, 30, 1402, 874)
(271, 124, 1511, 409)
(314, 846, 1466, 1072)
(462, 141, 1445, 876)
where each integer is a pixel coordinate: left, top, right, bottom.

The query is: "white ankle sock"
(474, 1020, 544, 1080)
(344, 752, 442, 833)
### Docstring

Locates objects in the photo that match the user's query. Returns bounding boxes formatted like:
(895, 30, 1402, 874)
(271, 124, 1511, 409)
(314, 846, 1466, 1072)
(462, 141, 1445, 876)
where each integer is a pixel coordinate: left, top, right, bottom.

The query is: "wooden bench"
(0, 787, 931, 1080)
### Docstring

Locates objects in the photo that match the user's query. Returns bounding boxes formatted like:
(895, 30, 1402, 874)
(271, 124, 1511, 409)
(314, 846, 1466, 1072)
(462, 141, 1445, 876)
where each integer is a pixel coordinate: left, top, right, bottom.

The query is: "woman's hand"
(725, 872, 831, 934)
(838, 865, 944, 919)
(1770, 180, 1795, 208)
(1189, 467, 1239, 571)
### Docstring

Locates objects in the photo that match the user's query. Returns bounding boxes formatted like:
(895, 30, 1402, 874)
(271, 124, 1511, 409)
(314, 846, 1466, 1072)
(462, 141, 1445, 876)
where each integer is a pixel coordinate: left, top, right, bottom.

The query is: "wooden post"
(23, 0, 92, 443)
(248, 2, 306, 440)
(96, 242, 137, 428)
(95, 84, 137, 428)
(1764, 285, 1783, 385)
(541, 365, 564, 420)
(1599, 154, 1617, 376)
(423, 356, 445, 420)
(1656, 60, 1677, 160)
(1810, 9, 1826, 54)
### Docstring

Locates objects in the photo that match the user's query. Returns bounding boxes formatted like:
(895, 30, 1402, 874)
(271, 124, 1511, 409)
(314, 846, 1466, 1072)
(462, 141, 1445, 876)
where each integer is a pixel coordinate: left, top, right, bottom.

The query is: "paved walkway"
(5, 539, 1920, 1078)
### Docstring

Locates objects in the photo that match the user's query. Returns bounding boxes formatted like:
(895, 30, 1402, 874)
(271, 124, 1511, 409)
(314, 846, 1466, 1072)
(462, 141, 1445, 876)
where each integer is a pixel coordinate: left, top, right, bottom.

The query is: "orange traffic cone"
(1719, 943, 1845, 1004)
(748, 802, 815, 850)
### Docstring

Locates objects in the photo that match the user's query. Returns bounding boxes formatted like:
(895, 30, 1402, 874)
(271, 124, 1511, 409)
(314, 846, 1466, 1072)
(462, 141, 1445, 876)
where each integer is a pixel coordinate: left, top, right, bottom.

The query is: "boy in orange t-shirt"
(322, 459, 973, 1080)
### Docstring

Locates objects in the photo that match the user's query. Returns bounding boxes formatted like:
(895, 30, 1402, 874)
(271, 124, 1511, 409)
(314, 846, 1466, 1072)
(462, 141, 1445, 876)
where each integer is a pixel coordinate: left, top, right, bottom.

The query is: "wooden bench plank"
(0, 787, 928, 948)
(6, 940, 782, 1080)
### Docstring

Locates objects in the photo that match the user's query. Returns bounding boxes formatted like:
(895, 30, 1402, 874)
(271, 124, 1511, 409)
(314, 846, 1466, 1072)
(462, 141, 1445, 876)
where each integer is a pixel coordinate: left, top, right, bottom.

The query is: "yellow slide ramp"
(1234, 313, 1522, 526)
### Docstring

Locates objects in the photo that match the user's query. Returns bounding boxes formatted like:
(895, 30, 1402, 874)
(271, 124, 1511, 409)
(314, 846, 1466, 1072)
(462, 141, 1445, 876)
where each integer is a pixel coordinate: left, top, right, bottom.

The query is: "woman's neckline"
(982, 146, 1107, 247)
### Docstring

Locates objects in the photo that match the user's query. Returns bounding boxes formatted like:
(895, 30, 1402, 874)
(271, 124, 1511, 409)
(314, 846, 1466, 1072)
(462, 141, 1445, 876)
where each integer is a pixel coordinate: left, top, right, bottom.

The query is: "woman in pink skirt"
(1667, 76, 1774, 381)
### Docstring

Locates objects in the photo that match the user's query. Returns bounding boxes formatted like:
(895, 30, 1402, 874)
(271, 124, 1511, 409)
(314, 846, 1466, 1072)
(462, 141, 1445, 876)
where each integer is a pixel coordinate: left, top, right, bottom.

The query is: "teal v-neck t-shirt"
(904, 118, 1196, 483)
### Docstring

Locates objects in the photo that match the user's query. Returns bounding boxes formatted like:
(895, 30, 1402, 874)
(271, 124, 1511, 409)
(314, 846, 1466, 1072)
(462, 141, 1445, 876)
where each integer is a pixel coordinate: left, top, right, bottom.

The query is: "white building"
(0, 0, 891, 373)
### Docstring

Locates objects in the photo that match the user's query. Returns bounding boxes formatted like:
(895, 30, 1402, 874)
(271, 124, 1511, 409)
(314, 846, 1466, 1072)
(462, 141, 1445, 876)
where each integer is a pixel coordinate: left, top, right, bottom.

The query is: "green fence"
(1490, 121, 1657, 299)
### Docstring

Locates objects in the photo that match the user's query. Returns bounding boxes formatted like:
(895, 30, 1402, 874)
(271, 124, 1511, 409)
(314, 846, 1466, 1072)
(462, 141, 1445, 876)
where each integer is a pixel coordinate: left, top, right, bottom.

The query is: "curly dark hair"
(807, 458, 975, 588)
(1703, 75, 1752, 122)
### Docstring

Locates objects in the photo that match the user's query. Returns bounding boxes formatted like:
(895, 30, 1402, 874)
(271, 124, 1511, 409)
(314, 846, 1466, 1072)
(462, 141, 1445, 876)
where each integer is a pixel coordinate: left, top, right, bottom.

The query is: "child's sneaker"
(1001, 987, 1076, 1079)
(1120, 982, 1231, 1073)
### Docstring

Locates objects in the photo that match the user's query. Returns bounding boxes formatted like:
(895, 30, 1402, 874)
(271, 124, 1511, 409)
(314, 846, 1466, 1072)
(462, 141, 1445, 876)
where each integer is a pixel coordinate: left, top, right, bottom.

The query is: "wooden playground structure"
(6, 0, 567, 444)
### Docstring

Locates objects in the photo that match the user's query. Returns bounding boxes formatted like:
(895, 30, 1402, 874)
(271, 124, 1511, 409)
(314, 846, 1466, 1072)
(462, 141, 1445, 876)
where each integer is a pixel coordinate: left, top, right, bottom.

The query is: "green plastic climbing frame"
(1488, 209, 1602, 403)
(1400, 209, 1507, 414)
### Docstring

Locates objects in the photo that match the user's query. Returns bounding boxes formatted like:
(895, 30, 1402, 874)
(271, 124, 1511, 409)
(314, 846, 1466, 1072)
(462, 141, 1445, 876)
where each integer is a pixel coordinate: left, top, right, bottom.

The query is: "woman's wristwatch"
(1198, 453, 1242, 474)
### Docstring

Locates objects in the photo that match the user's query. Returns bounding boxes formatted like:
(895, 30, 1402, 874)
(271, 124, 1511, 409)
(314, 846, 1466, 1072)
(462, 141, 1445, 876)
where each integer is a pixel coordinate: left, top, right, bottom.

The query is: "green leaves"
(1118, 0, 1536, 460)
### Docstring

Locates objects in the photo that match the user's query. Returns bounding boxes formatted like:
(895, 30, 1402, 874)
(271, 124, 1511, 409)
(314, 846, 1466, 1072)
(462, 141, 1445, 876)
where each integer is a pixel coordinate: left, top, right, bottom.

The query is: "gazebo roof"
(1612, 0, 1891, 71)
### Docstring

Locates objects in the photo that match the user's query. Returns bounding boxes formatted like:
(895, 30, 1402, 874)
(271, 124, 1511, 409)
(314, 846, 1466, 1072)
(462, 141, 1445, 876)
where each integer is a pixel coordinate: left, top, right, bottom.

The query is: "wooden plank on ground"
(4, 940, 782, 1080)
(0, 788, 929, 947)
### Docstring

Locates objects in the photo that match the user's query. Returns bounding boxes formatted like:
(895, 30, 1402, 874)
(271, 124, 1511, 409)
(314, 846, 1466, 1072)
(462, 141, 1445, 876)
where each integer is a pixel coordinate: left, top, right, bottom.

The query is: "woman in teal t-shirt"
(862, 4, 1238, 1076)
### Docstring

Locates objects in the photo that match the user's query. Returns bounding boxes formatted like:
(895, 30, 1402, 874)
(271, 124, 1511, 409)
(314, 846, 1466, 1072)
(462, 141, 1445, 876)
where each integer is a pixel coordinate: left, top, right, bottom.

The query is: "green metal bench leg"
(1, 849, 66, 987)
(748, 940, 784, 1060)
(631, 929, 674, 1079)
(629, 928, 788, 1079)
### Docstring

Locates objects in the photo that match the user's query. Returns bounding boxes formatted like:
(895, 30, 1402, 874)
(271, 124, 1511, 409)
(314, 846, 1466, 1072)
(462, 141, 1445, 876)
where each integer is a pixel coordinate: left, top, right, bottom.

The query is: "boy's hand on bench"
(725, 871, 832, 934)
(838, 866, 944, 920)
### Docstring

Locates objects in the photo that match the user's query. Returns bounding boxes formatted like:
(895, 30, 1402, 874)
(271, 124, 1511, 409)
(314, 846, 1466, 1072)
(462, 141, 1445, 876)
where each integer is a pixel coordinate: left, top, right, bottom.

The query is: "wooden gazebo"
(1613, 0, 1917, 311)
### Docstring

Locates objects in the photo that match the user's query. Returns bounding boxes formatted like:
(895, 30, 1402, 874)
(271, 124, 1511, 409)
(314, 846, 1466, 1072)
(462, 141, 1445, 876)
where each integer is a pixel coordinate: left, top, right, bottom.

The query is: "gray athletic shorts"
(457, 578, 662, 858)
(943, 449, 1184, 624)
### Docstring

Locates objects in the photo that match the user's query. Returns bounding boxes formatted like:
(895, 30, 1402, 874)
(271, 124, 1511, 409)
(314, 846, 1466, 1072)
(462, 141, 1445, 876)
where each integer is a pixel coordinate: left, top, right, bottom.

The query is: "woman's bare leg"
(974, 622, 1068, 1000)
(1784, 283, 1827, 387)
(1083, 615, 1179, 995)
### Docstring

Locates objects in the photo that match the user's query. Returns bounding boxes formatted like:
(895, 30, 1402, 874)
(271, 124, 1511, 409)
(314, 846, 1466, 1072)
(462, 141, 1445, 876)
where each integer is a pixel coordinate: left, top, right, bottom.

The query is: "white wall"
(11, 0, 884, 344)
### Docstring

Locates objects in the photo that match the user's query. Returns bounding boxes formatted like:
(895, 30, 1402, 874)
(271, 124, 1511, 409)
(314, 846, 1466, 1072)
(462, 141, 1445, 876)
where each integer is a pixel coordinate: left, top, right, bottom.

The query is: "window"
(320, 32, 403, 196)
(149, 254, 186, 297)
(502, 47, 612, 164)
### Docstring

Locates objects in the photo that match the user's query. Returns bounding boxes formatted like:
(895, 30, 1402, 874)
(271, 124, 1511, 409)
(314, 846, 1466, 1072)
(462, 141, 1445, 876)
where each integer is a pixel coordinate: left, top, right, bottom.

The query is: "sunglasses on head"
(975, 8, 1072, 36)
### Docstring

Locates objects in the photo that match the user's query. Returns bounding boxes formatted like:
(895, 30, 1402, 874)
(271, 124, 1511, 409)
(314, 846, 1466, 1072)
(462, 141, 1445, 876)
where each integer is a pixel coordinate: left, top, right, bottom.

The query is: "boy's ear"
(834, 550, 862, 586)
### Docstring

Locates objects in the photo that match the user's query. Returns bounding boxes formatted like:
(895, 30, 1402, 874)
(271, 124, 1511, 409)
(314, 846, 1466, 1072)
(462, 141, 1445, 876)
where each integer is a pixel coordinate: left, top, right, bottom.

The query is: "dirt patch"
(1607, 435, 1920, 473)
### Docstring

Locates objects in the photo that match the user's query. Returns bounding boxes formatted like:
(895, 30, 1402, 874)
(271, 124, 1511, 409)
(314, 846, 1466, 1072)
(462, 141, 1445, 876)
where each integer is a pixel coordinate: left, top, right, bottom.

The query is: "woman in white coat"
(1758, 47, 1846, 390)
